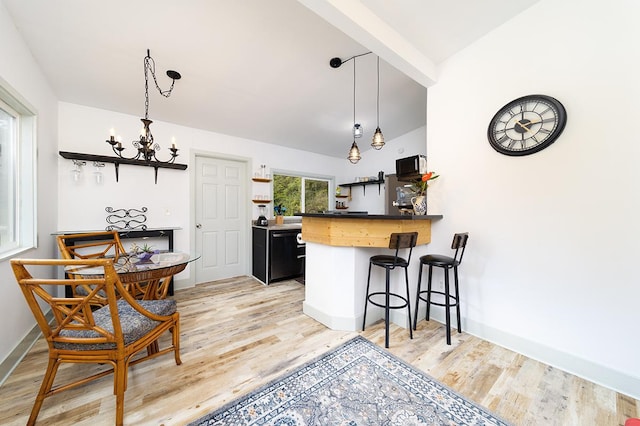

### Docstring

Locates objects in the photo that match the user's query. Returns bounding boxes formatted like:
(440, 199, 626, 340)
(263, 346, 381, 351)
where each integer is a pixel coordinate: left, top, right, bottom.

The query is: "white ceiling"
(2, 0, 539, 159)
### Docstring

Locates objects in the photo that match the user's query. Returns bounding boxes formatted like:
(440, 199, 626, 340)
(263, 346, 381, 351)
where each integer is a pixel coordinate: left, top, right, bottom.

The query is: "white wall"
(0, 3, 59, 369)
(426, 0, 640, 398)
(57, 102, 346, 286)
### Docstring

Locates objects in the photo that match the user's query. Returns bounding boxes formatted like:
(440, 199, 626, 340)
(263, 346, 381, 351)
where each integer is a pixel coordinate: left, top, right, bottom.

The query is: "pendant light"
(347, 57, 361, 164)
(371, 56, 385, 150)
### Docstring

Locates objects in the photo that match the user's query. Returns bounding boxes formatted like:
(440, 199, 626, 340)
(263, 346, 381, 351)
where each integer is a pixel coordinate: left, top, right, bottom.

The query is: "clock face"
(487, 94, 567, 156)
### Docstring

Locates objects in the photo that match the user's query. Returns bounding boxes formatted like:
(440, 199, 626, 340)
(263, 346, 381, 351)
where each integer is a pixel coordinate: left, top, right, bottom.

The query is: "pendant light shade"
(348, 141, 361, 163)
(371, 56, 385, 150)
(353, 123, 363, 138)
(372, 127, 384, 148)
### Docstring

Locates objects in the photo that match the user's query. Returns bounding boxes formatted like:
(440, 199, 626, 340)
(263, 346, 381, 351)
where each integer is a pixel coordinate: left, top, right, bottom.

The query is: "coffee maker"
(256, 204, 269, 226)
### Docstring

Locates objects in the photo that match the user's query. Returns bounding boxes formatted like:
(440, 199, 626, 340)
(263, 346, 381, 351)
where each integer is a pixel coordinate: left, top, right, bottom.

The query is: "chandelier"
(107, 49, 181, 166)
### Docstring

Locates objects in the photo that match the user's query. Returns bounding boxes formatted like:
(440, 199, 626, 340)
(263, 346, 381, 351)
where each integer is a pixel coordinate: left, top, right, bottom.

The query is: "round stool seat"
(370, 255, 409, 267)
(626, 419, 640, 426)
(420, 254, 458, 267)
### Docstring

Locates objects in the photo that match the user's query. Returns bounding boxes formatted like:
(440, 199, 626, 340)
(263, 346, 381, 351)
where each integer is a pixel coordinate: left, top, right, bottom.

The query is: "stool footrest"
(367, 292, 410, 310)
(417, 290, 458, 307)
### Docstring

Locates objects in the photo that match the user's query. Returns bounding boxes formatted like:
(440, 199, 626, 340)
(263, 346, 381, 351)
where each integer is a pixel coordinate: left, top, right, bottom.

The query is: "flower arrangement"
(130, 242, 154, 254)
(411, 172, 439, 196)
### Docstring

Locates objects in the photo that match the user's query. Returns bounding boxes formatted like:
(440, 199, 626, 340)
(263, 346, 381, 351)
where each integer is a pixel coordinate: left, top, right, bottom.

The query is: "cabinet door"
(252, 227, 268, 283)
(269, 231, 301, 281)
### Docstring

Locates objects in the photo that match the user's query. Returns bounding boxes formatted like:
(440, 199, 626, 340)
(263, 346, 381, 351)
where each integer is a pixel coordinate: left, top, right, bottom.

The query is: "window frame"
(0, 77, 37, 260)
(271, 169, 334, 216)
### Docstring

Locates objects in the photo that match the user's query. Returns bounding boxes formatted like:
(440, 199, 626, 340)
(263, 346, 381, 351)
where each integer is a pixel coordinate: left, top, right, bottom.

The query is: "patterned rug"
(188, 336, 512, 426)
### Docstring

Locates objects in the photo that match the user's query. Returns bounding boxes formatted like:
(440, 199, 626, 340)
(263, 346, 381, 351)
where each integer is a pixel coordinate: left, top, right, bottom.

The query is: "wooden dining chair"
(57, 231, 129, 305)
(56, 230, 127, 261)
(11, 258, 182, 426)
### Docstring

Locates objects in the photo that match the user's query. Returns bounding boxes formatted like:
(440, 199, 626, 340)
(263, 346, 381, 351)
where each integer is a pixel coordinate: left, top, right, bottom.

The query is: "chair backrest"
(11, 258, 128, 351)
(388, 232, 418, 265)
(451, 232, 469, 264)
(57, 231, 127, 261)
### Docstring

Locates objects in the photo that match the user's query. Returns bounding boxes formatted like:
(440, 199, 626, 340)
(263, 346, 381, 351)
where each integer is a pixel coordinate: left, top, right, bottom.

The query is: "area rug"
(188, 336, 512, 425)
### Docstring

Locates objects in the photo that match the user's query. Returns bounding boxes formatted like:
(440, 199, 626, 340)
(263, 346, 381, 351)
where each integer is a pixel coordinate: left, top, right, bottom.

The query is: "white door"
(194, 155, 247, 283)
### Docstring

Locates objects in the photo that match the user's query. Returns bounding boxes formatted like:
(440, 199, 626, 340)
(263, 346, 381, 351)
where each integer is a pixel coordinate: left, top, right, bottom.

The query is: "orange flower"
(412, 171, 439, 196)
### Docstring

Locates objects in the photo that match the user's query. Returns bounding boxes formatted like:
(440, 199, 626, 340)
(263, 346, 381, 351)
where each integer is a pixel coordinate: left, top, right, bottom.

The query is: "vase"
(411, 195, 427, 215)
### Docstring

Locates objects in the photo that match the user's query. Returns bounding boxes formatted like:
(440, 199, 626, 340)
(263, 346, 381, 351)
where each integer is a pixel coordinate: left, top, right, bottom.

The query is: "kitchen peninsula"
(299, 212, 442, 331)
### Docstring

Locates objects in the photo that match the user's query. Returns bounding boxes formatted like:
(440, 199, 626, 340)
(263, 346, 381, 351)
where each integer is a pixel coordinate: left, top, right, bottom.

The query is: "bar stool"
(362, 232, 418, 348)
(413, 232, 469, 345)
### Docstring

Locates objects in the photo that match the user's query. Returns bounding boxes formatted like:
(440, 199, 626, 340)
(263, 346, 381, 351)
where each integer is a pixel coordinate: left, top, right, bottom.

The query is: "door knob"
(196, 223, 202, 229)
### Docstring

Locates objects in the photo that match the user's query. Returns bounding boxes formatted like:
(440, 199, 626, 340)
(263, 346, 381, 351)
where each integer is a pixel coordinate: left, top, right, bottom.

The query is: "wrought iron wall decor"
(105, 207, 148, 231)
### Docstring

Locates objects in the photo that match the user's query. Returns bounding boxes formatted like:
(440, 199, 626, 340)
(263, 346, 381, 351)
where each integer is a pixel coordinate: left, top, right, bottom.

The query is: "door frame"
(189, 149, 253, 285)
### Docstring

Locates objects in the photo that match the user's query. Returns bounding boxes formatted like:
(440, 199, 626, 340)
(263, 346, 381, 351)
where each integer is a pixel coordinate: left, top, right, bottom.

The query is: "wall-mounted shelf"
(252, 199, 272, 204)
(252, 177, 272, 183)
(59, 151, 187, 184)
(338, 179, 384, 196)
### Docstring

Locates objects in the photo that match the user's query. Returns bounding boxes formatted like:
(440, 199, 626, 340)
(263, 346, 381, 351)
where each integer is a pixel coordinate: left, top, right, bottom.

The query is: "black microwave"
(395, 154, 427, 181)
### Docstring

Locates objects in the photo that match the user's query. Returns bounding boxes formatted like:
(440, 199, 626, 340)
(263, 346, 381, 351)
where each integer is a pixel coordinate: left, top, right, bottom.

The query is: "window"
(273, 172, 330, 215)
(0, 80, 36, 259)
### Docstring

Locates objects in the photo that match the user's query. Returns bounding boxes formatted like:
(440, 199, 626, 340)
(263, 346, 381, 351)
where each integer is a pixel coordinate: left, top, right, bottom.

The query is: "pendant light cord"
(353, 57, 356, 129)
(376, 56, 380, 126)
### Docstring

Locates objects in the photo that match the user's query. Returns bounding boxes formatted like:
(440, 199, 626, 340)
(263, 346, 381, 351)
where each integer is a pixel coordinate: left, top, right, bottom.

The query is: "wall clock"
(487, 94, 567, 156)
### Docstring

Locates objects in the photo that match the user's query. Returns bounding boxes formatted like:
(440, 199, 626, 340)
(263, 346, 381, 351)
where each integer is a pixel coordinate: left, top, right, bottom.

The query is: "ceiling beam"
(298, 0, 437, 88)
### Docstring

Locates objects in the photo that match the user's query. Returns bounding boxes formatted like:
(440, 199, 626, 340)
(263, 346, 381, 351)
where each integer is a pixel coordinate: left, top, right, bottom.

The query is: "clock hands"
(514, 118, 541, 132)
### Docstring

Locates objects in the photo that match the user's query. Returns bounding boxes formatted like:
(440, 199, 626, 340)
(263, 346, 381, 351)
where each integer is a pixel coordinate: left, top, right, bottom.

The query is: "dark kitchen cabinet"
(252, 226, 304, 285)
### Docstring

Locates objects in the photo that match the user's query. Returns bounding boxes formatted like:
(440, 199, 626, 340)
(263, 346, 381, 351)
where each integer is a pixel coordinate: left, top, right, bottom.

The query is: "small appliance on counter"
(256, 204, 269, 226)
(396, 154, 427, 181)
(393, 186, 416, 215)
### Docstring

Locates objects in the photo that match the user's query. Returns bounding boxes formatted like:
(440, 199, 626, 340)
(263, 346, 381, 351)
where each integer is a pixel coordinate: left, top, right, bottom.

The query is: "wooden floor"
(0, 276, 637, 425)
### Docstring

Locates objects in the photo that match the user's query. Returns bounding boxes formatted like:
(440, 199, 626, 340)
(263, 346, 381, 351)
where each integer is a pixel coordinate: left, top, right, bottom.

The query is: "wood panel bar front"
(301, 216, 435, 247)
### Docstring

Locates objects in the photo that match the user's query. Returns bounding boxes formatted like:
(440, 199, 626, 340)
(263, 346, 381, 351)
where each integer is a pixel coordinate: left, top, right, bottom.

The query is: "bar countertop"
(297, 212, 443, 221)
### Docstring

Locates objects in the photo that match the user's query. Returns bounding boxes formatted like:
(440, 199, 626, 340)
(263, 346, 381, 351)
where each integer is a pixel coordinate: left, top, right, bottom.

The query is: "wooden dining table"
(65, 252, 200, 300)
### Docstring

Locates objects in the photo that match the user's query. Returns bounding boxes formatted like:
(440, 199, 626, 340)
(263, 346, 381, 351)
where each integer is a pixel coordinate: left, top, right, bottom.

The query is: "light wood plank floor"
(0, 276, 637, 425)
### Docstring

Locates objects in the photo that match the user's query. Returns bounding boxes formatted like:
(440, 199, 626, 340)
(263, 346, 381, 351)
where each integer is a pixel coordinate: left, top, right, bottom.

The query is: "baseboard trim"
(0, 312, 50, 387)
(415, 305, 640, 400)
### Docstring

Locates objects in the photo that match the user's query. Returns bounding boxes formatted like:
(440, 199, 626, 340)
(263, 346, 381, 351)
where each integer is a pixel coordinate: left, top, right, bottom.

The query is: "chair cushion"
(55, 299, 177, 351)
(370, 255, 409, 268)
(420, 254, 459, 267)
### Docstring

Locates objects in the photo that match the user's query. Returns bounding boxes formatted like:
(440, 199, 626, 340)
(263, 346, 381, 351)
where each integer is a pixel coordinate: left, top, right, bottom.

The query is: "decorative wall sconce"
(59, 49, 188, 183)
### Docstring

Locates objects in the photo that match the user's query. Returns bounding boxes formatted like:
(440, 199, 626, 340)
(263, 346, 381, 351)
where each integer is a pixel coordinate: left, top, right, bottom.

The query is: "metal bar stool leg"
(454, 265, 461, 333)
(404, 267, 413, 338)
(413, 261, 424, 331)
(384, 268, 391, 348)
(426, 265, 433, 321)
(444, 267, 451, 345)
(362, 262, 373, 331)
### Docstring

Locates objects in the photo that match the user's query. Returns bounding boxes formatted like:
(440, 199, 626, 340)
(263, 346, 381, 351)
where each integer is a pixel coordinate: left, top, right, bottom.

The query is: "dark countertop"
(298, 213, 443, 221)
(252, 223, 302, 230)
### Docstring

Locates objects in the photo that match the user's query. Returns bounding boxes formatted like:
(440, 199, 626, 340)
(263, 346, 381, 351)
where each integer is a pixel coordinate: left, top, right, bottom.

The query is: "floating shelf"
(252, 177, 272, 183)
(252, 199, 272, 204)
(338, 179, 384, 196)
(59, 151, 187, 184)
